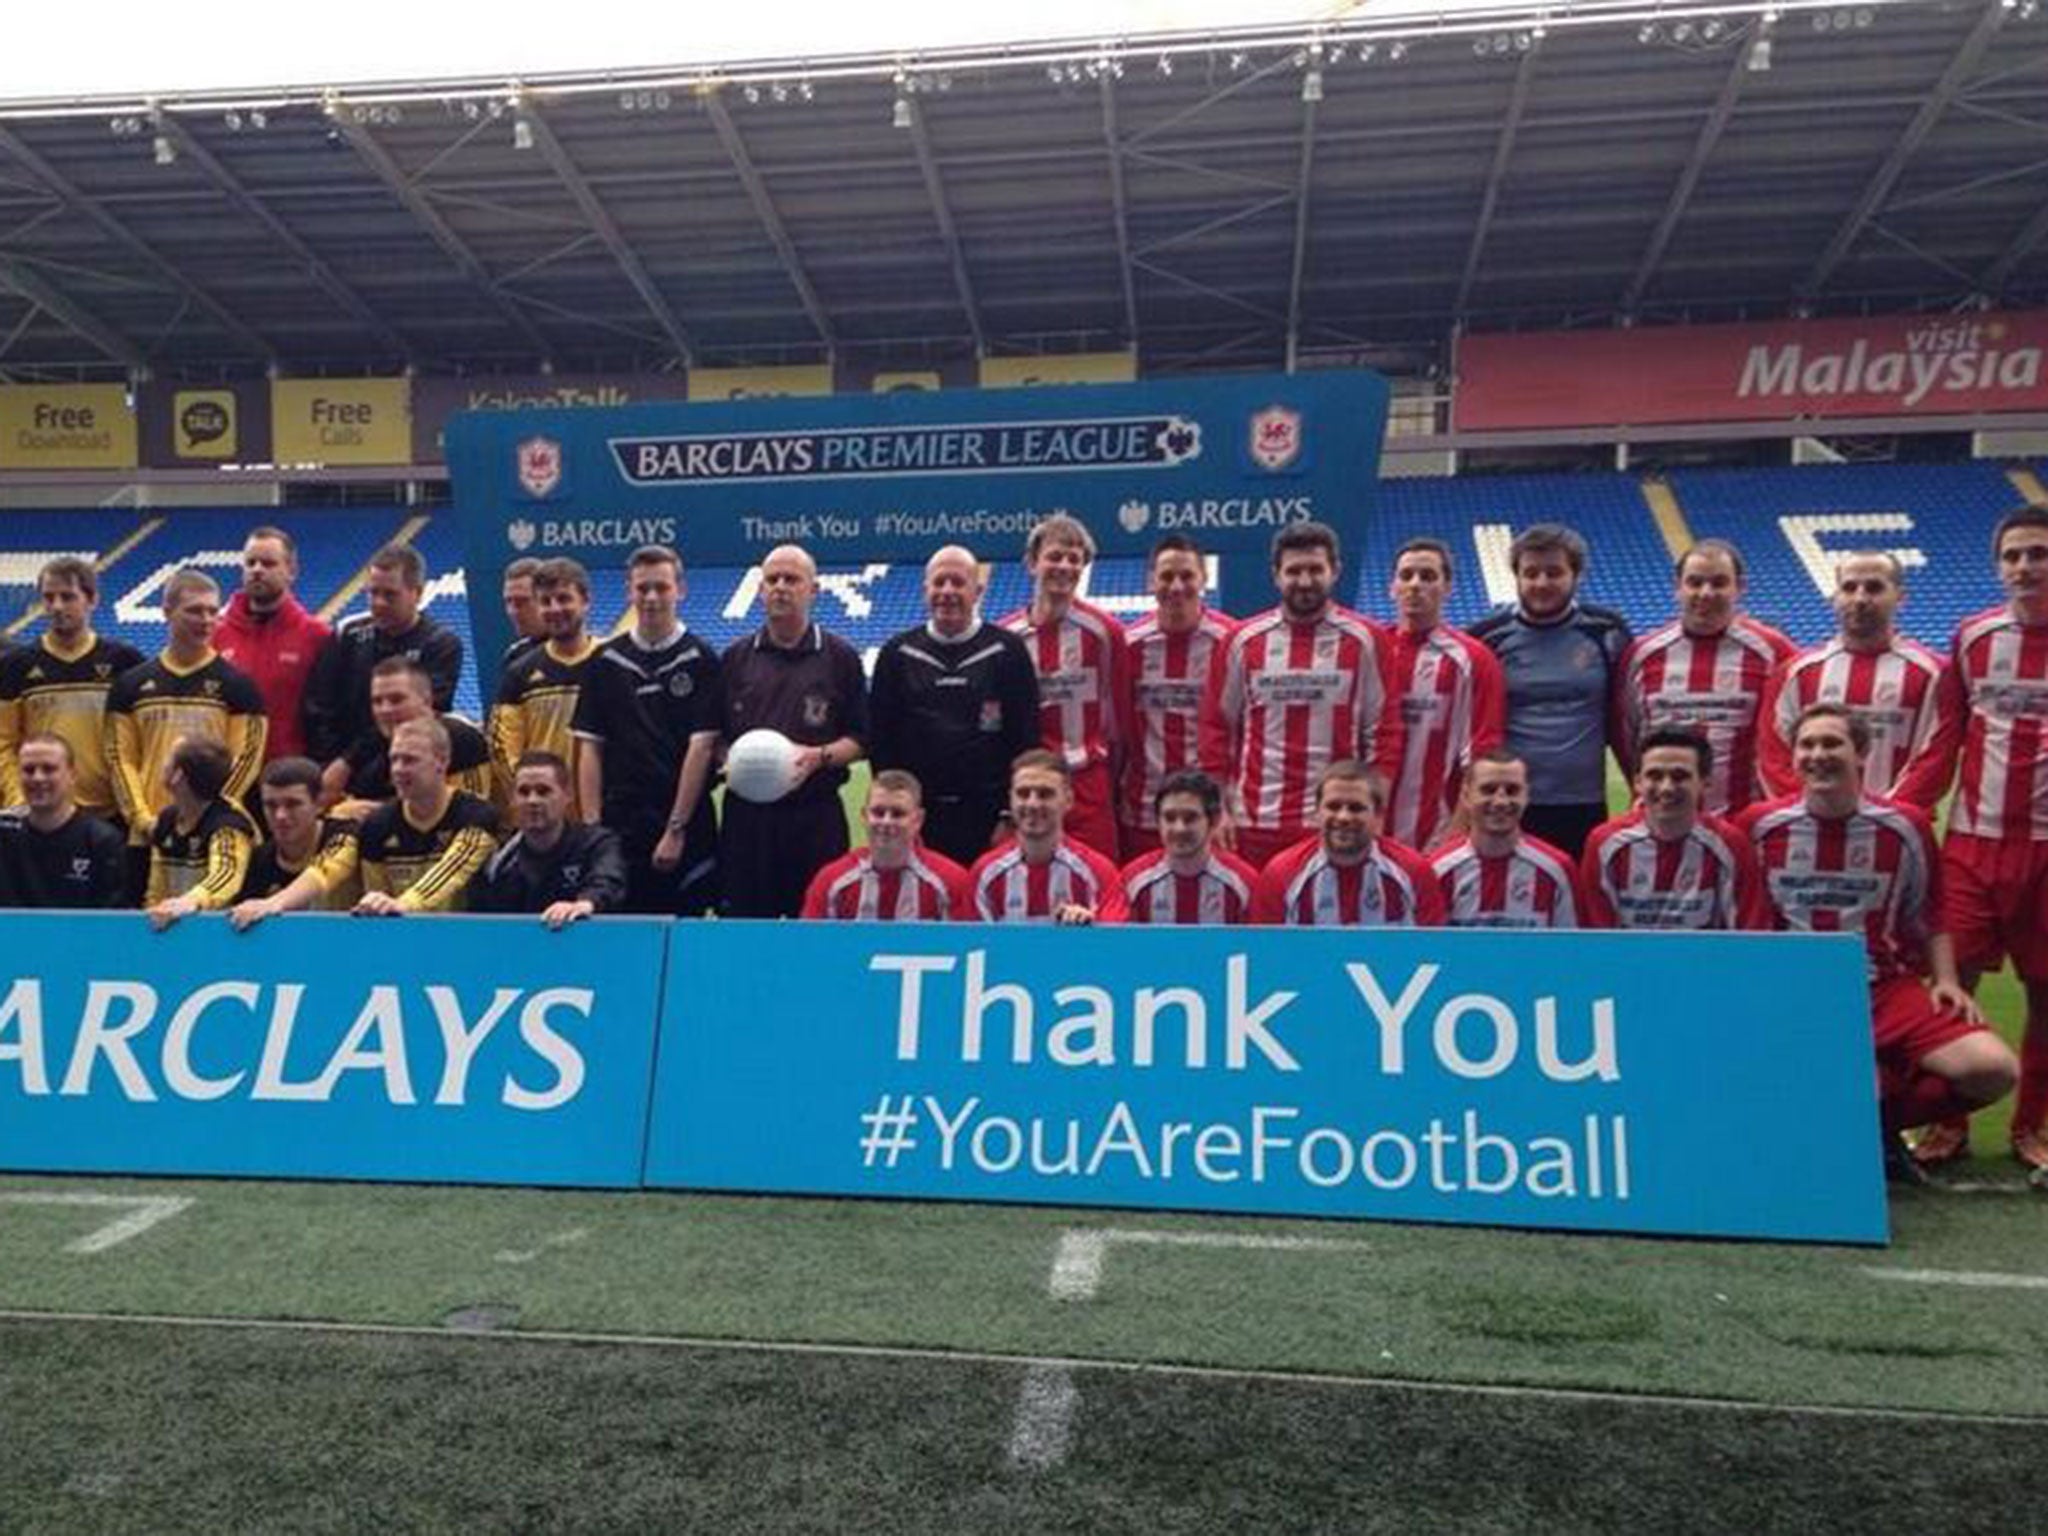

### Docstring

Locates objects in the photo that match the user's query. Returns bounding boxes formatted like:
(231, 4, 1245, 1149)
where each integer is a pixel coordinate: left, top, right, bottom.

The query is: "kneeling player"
(0, 734, 126, 908)
(1251, 761, 1443, 926)
(146, 736, 257, 928)
(467, 752, 627, 928)
(1582, 727, 1768, 930)
(968, 750, 1127, 924)
(1739, 705, 2018, 1177)
(234, 718, 497, 923)
(239, 757, 361, 909)
(803, 769, 968, 920)
(1120, 769, 1257, 924)
(1428, 751, 1584, 927)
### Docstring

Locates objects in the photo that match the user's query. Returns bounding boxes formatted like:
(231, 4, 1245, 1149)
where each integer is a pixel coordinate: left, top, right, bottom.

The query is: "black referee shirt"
(718, 623, 869, 809)
(868, 620, 1040, 813)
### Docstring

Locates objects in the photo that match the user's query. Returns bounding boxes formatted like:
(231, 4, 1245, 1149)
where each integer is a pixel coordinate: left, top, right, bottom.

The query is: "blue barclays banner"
(645, 923, 1886, 1244)
(0, 913, 668, 1188)
(444, 371, 1391, 665)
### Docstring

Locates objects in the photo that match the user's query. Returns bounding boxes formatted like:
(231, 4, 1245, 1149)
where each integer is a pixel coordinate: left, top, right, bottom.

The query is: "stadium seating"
(1, 462, 2038, 723)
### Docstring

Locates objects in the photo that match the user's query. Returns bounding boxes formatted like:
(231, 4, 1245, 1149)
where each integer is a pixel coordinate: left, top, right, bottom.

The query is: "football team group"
(1, 504, 2045, 1181)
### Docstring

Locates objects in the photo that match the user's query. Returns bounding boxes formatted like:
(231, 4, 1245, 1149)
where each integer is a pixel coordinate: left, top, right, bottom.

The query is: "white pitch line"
(1862, 1267, 2048, 1292)
(0, 1193, 195, 1254)
(1018, 1226, 1379, 1471)
(493, 1228, 592, 1265)
(1007, 1363, 1081, 1471)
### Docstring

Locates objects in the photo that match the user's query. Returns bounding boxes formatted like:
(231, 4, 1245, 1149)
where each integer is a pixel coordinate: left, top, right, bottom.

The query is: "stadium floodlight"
(151, 133, 175, 166)
(1748, 35, 1774, 67)
(1301, 66, 1324, 101)
(511, 116, 534, 151)
(892, 95, 913, 129)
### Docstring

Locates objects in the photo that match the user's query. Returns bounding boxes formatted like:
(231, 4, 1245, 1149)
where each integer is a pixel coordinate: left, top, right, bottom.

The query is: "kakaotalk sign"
(1452, 312, 2048, 432)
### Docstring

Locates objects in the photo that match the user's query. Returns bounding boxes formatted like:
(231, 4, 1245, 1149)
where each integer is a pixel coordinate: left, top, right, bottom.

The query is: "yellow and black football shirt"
(0, 632, 145, 814)
(144, 799, 257, 909)
(315, 789, 498, 912)
(344, 714, 494, 806)
(105, 650, 267, 844)
(238, 814, 362, 910)
(489, 637, 600, 815)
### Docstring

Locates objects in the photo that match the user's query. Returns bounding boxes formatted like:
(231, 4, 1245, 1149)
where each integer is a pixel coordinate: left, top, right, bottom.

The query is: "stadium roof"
(0, 0, 2043, 383)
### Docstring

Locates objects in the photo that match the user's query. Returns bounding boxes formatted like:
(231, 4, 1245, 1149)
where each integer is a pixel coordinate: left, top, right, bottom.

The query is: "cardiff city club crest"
(1249, 405, 1303, 471)
(516, 435, 564, 498)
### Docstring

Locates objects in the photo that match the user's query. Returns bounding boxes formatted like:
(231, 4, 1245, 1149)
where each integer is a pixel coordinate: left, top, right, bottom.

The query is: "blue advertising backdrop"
(444, 371, 1391, 665)
(0, 912, 1888, 1244)
(0, 913, 668, 1187)
(646, 922, 1886, 1244)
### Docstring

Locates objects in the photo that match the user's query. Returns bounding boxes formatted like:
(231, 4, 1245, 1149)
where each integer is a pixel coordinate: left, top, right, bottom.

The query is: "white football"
(725, 728, 802, 804)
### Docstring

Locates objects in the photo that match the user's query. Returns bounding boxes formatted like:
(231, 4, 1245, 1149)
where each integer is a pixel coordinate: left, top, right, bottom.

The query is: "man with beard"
(1203, 523, 1404, 868)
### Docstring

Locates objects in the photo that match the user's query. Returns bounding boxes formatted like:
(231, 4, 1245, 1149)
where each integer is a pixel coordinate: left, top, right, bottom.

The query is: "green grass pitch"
(0, 760, 2037, 1530)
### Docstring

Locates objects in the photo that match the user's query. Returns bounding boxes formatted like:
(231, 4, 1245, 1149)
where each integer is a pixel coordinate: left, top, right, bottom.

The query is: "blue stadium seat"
(2, 465, 2032, 722)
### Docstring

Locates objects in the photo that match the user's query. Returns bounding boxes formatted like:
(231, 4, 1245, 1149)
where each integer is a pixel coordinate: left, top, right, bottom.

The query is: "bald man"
(716, 545, 869, 917)
(869, 545, 1041, 866)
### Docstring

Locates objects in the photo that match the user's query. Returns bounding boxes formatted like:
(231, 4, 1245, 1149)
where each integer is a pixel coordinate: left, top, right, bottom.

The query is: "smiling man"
(968, 750, 1127, 924)
(1119, 768, 1258, 925)
(1119, 536, 1235, 859)
(1427, 751, 1583, 928)
(1741, 703, 2017, 1181)
(1582, 726, 1768, 931)
(1616, 539, 1796, 817)
(802, 768, 968, 921)
(1250, 759, 1442, 927)
(1000, 513, 1128, 860)
(0, 556, 143, 820)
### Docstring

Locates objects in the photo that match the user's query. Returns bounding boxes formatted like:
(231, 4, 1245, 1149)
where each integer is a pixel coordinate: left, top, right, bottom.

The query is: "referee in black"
(570, 545, 724, 916)
(868, 544, 1040, 866)
(716, 544, 868, 918)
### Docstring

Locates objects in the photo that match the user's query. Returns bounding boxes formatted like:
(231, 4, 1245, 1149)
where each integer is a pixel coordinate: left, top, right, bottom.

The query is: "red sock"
(1883, 1071, 1974, 1135)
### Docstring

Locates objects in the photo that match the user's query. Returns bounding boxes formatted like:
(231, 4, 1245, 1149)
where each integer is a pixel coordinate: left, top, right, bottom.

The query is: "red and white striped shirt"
(1757, 635, 1944, 805)
(1738, 795, 1939, 982)
(1250, 834, 1444, 927)
(968, 837, 1130, 923)
(1000, 599, 1127, 772)
(1120, 846, 1258, 925)
(1428, 835, 1583, 929)
(1120, 608, 1235, 831)
(1201, 605, 1405, 839)
(801, 844, 968, 921)
(1580, 809, 1768, 931)
(1617, 618, 1798, 815)
(1387, 623, 1507, 850)
(1898, 607, 2048, 841)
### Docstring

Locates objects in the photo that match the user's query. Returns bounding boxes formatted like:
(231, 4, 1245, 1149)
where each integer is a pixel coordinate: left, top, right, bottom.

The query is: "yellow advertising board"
(688, 365, 834, 402)
(978, 353, 1137, 389)
(271, 378, 412, 465)
(171, 389, 238, 459)
(0, 384, 138, 470)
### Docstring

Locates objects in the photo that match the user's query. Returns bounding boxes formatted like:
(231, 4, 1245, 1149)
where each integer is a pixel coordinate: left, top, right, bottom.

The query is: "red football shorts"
(1941, 833, 2048, 982)
(1870, 974, 1987, 1069)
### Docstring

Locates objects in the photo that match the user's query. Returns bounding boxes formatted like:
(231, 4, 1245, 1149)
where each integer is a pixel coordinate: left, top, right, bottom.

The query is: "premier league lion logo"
(1249, 405, 1303, 471)
(517, 436, 563, 499)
